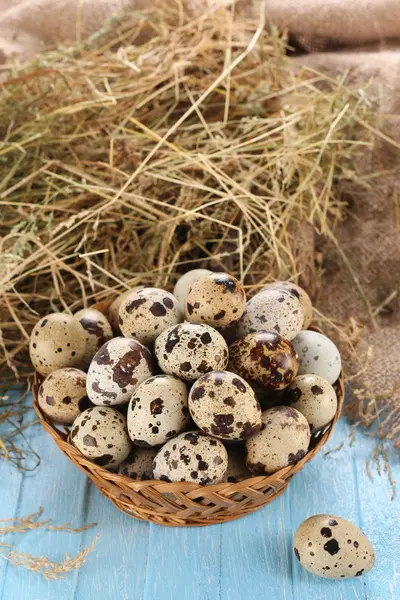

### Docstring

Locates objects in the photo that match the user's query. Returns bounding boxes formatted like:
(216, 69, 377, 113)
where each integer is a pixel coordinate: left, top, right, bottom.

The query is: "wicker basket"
(33, 301, 344, 527)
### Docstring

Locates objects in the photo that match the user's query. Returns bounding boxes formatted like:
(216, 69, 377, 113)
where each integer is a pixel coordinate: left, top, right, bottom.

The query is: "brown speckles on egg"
(74, 308, 113, 369)
(285, 374, 338, 432)
(154, 323, 228, 381)
(38, 368, 88, 424)
(294, 515, 375, 579)
(127, 375, 189, 446)
(184, 272, 246, 327)
(229, 331, 298, 391)
(262, 281, 313, 328)
(189, 371, 261, 440)
(118, 288, 182, 345)
(87, 337, 154, 407)
(153, 431, 227, 484)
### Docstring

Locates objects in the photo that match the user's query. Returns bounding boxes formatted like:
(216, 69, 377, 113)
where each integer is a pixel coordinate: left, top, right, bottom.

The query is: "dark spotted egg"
(154, 322, 229, 381)
(70, 406, 132, 469)
(185, 272, 246, 327)
(127, 375, 190, 447)
(38, 368, 90, 424)
(86, 337, 154, 406)
(74, 308, 113, 369)
(118, 447, 158, 480)
(108, 286, 144, 330)
(188, 371, 262, 440)
(29, 313, 86, 376)
(118, 287, 182, 346)
(237, 288, 304, 340)
(173, 269, 212, 305)
(152, 430, 228, 484)
(228, 331, 298, 390)
(262, 281, 313, 328)
(294, 515, 375, 579)
(291, 330, 342, 385)
(245, 406, 310, 474)
(285, 374, 338, 432)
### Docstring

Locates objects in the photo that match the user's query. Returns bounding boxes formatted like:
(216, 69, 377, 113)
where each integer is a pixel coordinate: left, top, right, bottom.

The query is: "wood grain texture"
(0, 390, 399, 600)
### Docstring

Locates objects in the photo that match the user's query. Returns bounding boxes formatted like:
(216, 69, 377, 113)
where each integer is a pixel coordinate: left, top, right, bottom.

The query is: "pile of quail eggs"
(30, 270, 342, 486)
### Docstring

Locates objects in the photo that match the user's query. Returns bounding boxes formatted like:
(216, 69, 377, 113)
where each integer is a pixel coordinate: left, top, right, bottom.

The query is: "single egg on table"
(236, 288, 304, 340)
(185, 272, 246, 328)
(152, 430, 228, 484)
(245, 405, 310, 474)
(118, 287, 182, 345)
(229, 331, 298, 390)
(108, 286, 144, 330)
(74, 308, 113, 369)
(294, 514, 375, 579)
(285, 374, 338, 432)
(291, 330, 342, 385)
(262, 281, 313, 329)
(127, 374, 190, 447)
(29, 313, 86, 376)
(118, 447, 158, 480)
(188, 370, 262, 440)
(70, 406, 132, 469)
(173, 269, 212, 305)
(154, 322, 229, 381)
(37, 368, 90, 424)
(86, 337, 154, 406)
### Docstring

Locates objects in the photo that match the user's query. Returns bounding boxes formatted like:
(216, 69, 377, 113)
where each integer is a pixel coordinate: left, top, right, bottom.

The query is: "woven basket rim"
(32, 307, 344, 496)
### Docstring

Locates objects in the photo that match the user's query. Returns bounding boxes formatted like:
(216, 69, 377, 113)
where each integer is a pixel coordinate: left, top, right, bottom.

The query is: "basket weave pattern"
(33, 321, 344, 527)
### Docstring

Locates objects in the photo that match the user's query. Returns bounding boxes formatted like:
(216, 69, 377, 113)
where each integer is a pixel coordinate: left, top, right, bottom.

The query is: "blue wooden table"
(1, 389, 399, 600)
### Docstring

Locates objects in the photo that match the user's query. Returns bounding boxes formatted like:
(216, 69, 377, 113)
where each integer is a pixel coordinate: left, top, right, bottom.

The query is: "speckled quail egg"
(285, 374, 338, 432)
(152, 430, 228, 484)
(188, 371, 261, 440)
(118, 447, 158, 480)
(291, 330, 342, 385)
(70, 406, 132, 469)
(262, 281, 313, 329)
(86, 337, 154, 406)
(173, 269, 212, 305)
(237, 288, 304, 340)
(74, 308, 113, 369)
(185, 272, 246, 327)
(154, 322, 229, 381)
(245, 406, 310, 474)
(118, 287, 182, 346)
(38, 368, 90, 424)
(224, 448, 252, 483)
(127, 375, 190, 447)
(229, 331, 298, 391)
(294, 514, 375, 579)
(108, 286, 144, 330)
(30, 313, 86, 376)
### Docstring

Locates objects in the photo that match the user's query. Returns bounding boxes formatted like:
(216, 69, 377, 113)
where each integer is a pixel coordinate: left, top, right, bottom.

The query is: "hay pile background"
(1, 4, 385, 459)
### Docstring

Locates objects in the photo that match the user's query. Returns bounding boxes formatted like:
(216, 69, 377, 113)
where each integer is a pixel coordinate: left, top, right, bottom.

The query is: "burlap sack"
(1, 0, 399, 446)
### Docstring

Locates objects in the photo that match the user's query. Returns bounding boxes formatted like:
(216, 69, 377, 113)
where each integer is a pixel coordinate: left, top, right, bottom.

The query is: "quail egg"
(70, 406, 132, 469)
(237, 288, 304, 340)
(108, 286, 144, 330)
(74, 308, 113, 368)
(118, 447, 158, 480)
(294, 514, 375, 579)
(245, 406, 310, 474)
(291, 330, 342, 385)
(86, 337, 154, 406)
(185, 272, 246, 327)
(229, 331, 298, 390)
(152, 430, 228, 484)
(127, 375, 190, 447)
(173, 269, 212, 305)
(37, 368, 90, 424)
(285, 374, 338, 432)
(118, 287, 182, 345)
(224, 448, 252, 483)
(30, 313, 86, 376)
(262, 281, 313, 328)
(188, 371, 262, 440)
(154, 322, 229, 381)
